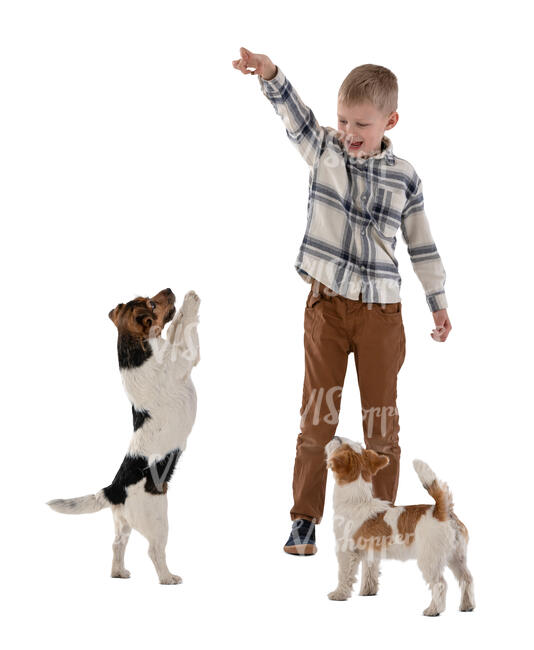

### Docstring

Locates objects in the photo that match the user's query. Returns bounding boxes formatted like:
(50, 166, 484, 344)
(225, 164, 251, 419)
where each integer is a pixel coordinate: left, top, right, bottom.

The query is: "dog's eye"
(149, 301, 156, 309)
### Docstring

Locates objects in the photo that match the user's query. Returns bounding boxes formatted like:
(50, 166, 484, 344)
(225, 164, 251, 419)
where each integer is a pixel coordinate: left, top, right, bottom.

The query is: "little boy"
(233, 47, 452, 556)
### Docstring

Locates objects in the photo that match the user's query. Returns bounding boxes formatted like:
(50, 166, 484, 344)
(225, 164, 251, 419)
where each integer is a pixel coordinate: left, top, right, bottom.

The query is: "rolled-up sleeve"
(401, 172, 448, 312)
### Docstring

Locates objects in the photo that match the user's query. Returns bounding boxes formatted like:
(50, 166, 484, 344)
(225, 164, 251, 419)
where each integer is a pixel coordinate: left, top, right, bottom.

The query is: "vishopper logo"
(362, 406, 399, 439)
(333, 513, 414, 560)
(147, 450, 182, 493)
(300, 386, 398, 435)
(333, 513, 358, 553)
(180, 320, 200, 361)
(300, 386, 343, 426)
(290, 518, 317, 546)
(147, 319, 199, 365)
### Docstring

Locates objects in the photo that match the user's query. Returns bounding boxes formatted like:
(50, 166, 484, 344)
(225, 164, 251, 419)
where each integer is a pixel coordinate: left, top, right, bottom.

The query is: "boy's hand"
(232, 47, 277, 80)
(431, 309, 452, 342)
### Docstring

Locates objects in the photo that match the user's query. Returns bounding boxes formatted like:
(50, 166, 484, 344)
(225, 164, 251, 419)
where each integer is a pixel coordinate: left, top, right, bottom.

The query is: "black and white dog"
(48, 287, 200, 584)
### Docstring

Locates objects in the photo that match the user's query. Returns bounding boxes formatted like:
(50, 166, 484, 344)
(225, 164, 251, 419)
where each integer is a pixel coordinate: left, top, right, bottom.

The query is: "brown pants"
(290, 280, 406, 524)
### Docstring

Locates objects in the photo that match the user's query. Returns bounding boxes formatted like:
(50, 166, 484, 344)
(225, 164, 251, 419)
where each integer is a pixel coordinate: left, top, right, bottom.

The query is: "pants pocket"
(305, 299, 320, 341)
(398, 323, 406, 370)
(306, 289, 322, 309)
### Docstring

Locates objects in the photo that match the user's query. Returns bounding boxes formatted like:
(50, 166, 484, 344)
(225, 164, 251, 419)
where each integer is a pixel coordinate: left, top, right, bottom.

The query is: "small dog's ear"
(363, 449, 389, 475)
(136, 315, 152, 327)
(327, 455, 340, 472)
(327, 449, 346, 473)
(137, 314, 161, 338)
(327, 447, 360, 483)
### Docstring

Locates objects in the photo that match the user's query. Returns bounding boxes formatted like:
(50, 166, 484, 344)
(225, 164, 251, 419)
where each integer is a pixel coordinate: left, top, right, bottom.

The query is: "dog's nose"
(164, 288, 173, 295)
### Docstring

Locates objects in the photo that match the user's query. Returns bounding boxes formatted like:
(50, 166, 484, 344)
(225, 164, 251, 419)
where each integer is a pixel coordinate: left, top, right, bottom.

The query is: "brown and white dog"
(48, 288, 200, 584)
(325, 436, 475, 616)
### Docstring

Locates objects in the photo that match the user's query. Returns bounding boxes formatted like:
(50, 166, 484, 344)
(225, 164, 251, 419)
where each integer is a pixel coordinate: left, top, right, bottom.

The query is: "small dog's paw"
(328, 589, 349, 601)
(160, 574, 183, 585)
(182, 291, 200, 317)
(423, 606, 441, 617)
(460, 605, 475, 612)
(184, 290, 200, 304)
(359, 590, 378, 597)
(111, 569, 131, 579)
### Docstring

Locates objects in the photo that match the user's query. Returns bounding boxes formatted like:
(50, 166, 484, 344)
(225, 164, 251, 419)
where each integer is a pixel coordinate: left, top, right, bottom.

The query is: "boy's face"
(337, 101, 399, 158)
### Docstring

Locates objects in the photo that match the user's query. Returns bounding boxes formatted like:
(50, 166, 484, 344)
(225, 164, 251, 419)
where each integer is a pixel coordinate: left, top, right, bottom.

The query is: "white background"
(1, 0, 532, 647)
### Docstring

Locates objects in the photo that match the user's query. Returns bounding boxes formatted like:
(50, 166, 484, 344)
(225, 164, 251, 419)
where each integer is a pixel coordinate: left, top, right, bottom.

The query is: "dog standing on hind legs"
(325, 436, 475, 615)
(47, 287, 200, 585)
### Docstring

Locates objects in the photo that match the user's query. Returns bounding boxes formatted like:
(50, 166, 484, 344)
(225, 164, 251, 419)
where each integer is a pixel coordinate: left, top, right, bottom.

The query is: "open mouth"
(350, 141, 363, 150)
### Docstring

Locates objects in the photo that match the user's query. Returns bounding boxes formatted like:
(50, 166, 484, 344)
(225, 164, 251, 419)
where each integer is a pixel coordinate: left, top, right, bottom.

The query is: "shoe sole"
(283, 543, 317, 556)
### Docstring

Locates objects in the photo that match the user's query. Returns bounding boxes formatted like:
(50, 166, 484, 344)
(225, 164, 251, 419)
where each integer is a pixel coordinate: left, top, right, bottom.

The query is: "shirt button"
(360, 264, 366, 271)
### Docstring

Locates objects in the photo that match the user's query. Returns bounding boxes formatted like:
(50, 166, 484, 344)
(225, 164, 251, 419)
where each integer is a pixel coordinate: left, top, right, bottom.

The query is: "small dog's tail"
(413, 459, 454, 521)
(47, 489, 110, 515)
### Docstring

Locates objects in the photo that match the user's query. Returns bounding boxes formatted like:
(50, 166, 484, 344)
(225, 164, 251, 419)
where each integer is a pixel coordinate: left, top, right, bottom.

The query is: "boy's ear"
(363, 449, 389, 475)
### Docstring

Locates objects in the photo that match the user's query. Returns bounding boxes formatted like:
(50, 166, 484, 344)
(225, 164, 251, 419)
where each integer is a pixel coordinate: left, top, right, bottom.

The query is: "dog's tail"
(413, 459, 454, 521)
(47, 489, 110, 515)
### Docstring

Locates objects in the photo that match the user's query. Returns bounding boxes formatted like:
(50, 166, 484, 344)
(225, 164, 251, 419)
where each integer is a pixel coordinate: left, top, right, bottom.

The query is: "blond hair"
(338, 64, 398, 115)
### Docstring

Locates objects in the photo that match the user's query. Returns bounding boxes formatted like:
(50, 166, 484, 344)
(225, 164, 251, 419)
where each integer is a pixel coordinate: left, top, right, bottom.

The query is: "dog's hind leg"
(418, 555, 447, 616)
(147, 537, 181, 586)
(447, 546, 475, 612)
(127, 490, 182, 585)
(111, 508, 132, 579)
(359, 557, 381, 596)
(328, 550, 361, 601)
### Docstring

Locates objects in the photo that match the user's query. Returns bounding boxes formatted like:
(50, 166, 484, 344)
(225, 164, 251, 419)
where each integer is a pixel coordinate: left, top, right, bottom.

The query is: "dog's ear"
(136, 314, 161, 338)
(327, 447, 360, 483)
(136, 314, 152, 327)
(363, 449, 389, 475)
(327, 449, 347, 473)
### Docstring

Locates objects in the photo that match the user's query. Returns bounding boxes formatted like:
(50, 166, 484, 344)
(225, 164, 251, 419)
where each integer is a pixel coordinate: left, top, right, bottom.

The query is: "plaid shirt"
(258, 66, 448, 312)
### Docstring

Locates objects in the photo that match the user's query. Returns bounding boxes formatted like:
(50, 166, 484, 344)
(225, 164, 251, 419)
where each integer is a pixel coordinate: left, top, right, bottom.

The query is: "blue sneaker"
(283, 518, 317, 555)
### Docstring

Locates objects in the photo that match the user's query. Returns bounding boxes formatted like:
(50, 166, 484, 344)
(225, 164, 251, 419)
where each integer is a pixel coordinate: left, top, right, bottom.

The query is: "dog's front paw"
(328, 589, 350, 601)
(182, 290, 200, 318)
(422, 605, 441, 617)
(359, 589, 378, 596)
(159, 574, 183, 585)
(111, 569, 131, 579)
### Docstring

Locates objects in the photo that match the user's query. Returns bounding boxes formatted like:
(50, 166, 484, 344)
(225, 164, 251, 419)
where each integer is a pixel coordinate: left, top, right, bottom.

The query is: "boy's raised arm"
(233, 47, 325, 168)
(400, 172, 448, 313)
